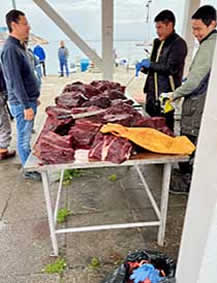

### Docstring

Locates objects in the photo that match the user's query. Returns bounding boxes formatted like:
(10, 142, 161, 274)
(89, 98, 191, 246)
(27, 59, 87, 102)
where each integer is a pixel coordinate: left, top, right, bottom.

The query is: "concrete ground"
(0, 72, 188, 282)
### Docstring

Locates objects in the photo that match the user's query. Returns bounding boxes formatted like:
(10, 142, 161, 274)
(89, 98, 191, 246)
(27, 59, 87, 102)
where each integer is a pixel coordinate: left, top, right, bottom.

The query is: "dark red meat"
(34, 131, 75, 164)
(89, 132, 133, 163)
(62, 82, 86, 94)
(102, 89, 125, 100)
(68, 120, 102, 149)
(82, 95, 111, 108)
(34, 79, 175, 164)
(102, 113, 133, 126)
(55, 93, 88, 109)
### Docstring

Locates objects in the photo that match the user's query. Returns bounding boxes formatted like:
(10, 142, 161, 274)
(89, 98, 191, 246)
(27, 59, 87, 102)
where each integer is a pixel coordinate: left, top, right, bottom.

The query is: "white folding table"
(25, 150, 188, 256)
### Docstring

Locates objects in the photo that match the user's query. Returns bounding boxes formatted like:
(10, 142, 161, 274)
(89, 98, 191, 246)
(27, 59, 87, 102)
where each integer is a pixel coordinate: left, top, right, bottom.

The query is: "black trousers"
(145, 100, 175, 132)
(179, 134, 197, 174)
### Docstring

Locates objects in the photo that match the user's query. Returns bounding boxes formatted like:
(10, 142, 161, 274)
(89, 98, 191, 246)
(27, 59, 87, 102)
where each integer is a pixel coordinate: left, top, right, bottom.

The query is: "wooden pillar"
(102, 0, 114, 80)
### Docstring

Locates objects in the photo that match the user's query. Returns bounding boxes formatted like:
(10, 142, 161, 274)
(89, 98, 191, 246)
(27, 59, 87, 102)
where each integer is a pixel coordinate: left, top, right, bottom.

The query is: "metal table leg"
(158, 163, 172, 246)
(41, 171, 59, 256)
(135, 165, 161, 220)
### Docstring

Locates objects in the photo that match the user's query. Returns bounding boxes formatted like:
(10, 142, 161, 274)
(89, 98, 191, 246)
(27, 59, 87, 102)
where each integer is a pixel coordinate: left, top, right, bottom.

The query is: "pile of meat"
(34, 80, 173, 164)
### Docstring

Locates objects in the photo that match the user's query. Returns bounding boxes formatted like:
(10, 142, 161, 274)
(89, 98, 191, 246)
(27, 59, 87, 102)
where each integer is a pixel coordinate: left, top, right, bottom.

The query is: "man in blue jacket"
(1, 9, 41, 180)
(33, 44, 46, 76)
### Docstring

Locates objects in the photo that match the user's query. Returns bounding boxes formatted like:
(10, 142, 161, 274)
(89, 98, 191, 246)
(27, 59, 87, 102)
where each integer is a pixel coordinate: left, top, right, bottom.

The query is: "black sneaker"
(169, 173, 191, 195)
(23, 171, 41, 181)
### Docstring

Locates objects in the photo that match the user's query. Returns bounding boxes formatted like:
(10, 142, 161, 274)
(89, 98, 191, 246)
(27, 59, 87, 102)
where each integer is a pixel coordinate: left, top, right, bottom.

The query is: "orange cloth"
(100, 123, 195, 155)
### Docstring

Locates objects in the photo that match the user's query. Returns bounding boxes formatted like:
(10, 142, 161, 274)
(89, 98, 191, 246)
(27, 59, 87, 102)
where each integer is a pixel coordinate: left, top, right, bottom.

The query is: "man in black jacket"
(0, 63, 16, 160)
(140, 10, 187, 131)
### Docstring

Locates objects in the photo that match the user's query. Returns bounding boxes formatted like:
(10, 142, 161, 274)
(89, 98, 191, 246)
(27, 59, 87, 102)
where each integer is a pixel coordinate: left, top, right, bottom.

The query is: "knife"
(57, 109, 106, 120)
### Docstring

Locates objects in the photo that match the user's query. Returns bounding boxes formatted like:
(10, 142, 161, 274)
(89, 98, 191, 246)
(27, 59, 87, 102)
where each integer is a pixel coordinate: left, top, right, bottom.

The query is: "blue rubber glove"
(129, 263, 162, 283)
(135, 59, 151, 76)
(141, 58, 151, 68)
(135, 62, 142, 77)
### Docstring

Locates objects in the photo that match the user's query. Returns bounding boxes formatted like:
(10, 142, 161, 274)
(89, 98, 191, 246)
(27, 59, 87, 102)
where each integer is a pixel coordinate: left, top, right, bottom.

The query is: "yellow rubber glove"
(159, 93, 174, 113)
(164, 99, 174, 113)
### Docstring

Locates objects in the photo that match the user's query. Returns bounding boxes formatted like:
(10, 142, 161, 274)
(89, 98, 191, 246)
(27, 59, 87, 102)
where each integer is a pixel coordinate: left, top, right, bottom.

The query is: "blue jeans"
(59, 58, 69, 77)
(10, 102, 37, 167)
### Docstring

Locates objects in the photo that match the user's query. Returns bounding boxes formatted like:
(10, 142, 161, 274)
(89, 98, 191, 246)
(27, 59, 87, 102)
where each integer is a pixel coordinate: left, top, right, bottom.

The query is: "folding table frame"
(25, 152, 188, 256)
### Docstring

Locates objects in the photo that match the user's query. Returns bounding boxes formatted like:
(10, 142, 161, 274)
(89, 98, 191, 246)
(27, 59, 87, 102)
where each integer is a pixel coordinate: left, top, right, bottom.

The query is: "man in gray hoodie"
(170, 5, 217, 194)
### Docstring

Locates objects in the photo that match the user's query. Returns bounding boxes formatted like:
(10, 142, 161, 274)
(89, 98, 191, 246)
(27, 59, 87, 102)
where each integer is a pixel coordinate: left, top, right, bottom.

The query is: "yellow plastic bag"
(100, 123, 195, 155)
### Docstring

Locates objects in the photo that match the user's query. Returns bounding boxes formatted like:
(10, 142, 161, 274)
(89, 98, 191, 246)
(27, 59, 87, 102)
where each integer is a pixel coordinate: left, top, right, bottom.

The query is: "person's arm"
(0, 64, 7, 93)
(149, 39, 187, 76)
(33, 54, 39, 67)
(41, 47, 46, 60)
(2, 47, 30, 109)
(65, 47, 69, 58)
(173, 38, 216, 99)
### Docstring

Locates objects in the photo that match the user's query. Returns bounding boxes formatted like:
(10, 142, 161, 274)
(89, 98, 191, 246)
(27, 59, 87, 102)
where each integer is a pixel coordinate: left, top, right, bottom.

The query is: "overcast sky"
(0, 0, 216, 41)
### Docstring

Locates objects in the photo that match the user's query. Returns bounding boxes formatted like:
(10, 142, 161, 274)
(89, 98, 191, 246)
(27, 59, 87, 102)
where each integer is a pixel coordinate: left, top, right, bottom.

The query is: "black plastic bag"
(102, 264, 127, 283)
(101, 249, 176, 283)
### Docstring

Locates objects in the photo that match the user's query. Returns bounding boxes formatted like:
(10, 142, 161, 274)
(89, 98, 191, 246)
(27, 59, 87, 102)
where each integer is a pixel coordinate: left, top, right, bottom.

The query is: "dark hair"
(192, 5, 217, 27)
(6, 9, 25, 33)
(154, 10, 176, 26)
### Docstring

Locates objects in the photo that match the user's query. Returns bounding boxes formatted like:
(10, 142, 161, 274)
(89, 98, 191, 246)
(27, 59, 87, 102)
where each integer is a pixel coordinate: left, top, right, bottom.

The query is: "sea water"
(36, 39, 152, 75)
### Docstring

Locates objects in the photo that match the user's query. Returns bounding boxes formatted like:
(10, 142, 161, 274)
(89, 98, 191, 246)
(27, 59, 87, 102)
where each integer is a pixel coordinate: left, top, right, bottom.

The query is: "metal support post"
(41, 171, 59, 256)
(158, 163, 172, 246)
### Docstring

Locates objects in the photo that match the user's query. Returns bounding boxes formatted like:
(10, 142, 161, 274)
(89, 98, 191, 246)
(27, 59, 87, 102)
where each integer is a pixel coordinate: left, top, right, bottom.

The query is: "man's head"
(6, 9, 30, 41)
(154, 10, 175, 41)
(60, 40, 65, 47)
(192, 5, 217, 42)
